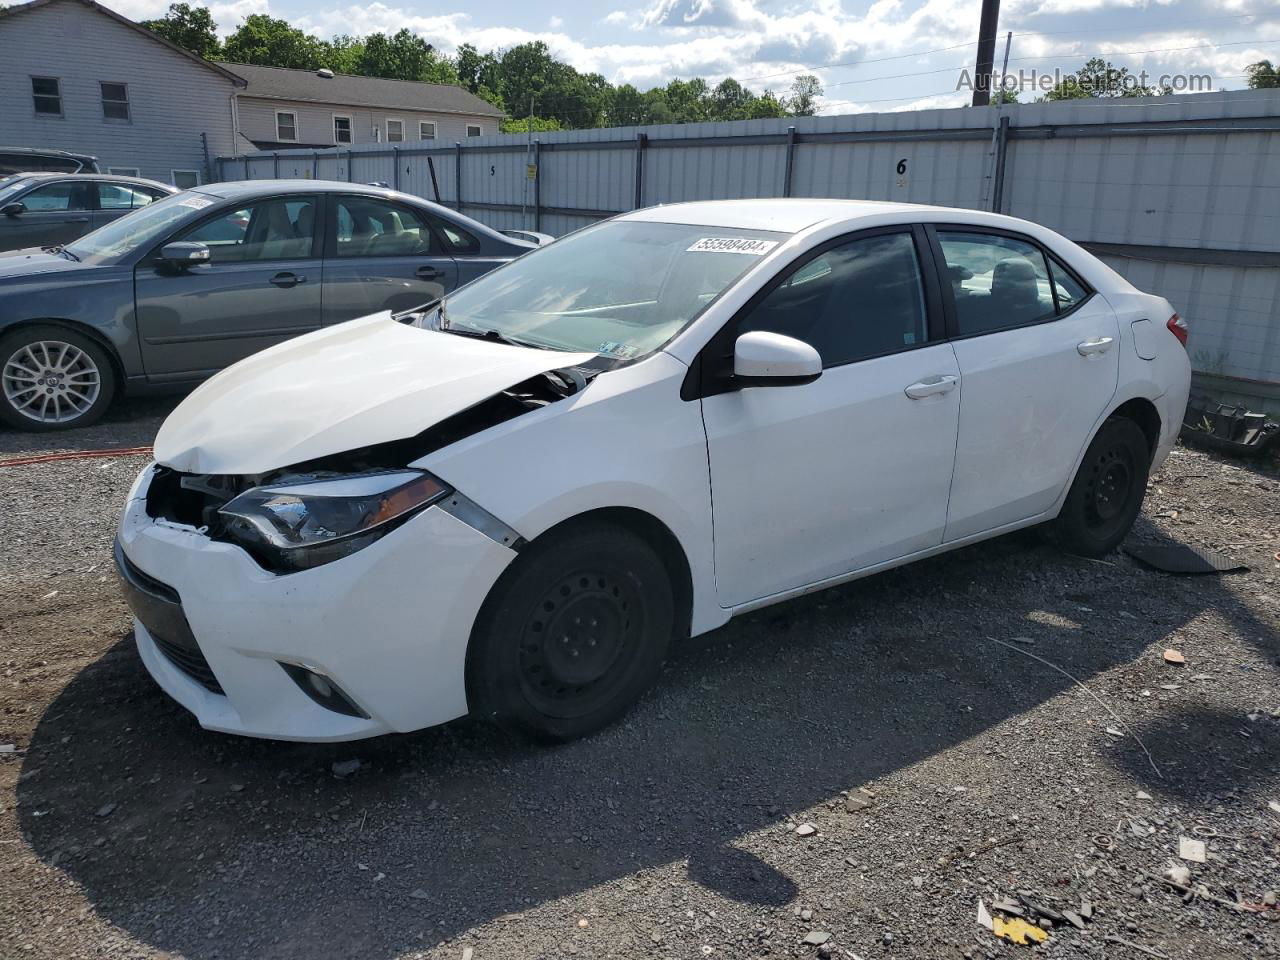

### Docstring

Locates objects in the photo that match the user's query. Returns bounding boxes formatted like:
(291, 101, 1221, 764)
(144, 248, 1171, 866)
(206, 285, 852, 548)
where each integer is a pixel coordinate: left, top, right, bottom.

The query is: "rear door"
(0, 179, 94, 250)
(320, 194, 457, 325)
(930, 226, 1120, 542)
(134, 194, 324, 379)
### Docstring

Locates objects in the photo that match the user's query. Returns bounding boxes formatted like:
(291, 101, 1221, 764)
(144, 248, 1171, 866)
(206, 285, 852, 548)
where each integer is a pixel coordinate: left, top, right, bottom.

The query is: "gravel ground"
(1, 415, 1277, 960)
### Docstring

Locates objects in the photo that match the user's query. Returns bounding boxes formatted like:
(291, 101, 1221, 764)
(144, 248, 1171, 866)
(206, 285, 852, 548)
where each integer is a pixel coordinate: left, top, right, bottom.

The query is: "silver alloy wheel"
(3, 339, 102, 425)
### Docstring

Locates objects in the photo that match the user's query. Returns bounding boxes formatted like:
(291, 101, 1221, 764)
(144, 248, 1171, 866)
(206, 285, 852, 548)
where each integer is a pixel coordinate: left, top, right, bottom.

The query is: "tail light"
(1167, 313, 1188, 348)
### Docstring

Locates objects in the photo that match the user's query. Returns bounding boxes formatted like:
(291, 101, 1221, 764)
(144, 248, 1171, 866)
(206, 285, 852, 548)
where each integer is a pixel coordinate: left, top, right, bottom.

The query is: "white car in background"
(115, 199, 1191, 743)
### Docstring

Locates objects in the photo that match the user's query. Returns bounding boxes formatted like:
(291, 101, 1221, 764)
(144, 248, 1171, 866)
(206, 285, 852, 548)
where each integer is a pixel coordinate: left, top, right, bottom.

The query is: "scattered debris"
(1268, 800, 1280, 817)
(1125, 542, 1249, 575)
(94, 802, 116, 818)
(1162, 649, 1185, 665)
(409, 888, 430, 900)
(1062, 910, 1086, 930)
(802, 931, 830, 945)
(990, 898, 1024, 917)
(331, 759, 362, 778)
(229, 783, 245, 793)
(1178, 837, 1206, 863)
(577, 918, 589, 928)
(461, 948, 474, 960)
(844, 789, 875, 813)
(0, 744, 15, 754)
(991, 915, 1048, 946)
(795, 823, 816, 837)
(1163, 862, 1191, 887)
(1136, 790, 1152, 800)
(976, 900, 993, 931)
(1017, 894, 1065, 925)
(1106, 725, 1125, 738)
(1141, 870, 1261, 913)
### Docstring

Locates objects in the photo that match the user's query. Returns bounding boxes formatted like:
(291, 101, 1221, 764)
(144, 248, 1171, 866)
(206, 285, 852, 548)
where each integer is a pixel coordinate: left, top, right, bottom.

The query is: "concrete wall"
(236, 96, 495, 148)
(219, 88, 1280, 402)
(0, 0, 238, 184)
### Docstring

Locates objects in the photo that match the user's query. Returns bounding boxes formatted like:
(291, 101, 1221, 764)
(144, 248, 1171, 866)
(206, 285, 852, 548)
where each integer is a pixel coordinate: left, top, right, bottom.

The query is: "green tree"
(319, 35, 364, 74)
(710, 78, 752, 120)
(500, 115, 562, 133)
(455, 43, 501, 94)
(355, 29, 458, 83)
(1246, 60, 1280, 89)
(607, 83, 648, 125)
(222, 14, 323, 69)
(746, 90, 788, 119)
(786, 74, 822, 116)
(1043, 57, 1172, 100)
(142, 3, 220, 59)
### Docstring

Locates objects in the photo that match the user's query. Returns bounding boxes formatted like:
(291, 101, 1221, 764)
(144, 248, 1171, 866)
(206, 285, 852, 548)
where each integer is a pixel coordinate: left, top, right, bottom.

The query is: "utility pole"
(971, 0, 1000, 107)
(522, 93, 535, 229)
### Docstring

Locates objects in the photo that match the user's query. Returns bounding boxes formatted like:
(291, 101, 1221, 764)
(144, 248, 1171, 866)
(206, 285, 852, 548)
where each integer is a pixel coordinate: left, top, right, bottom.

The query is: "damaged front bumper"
(116, 464, 518, 741)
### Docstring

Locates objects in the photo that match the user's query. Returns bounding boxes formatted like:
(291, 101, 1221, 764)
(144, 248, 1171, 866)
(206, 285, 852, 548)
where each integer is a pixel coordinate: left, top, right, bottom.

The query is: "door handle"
(1077, 336, 1115, 356)
(269, 272, 306, 287)
(416, 265, 445, 281)
(904, 375, 959, 399)
(68, 217, 90, 223)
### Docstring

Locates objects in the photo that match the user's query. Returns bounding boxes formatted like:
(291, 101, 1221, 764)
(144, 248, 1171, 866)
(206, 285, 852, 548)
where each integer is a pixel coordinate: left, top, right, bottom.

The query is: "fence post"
(273, 153, 279, 179)
(346, 151, 353, 182)
(454, 142, 463, 210)
(312, 151, 319, 180)
(782, 125, 797, 198)
(991, 115, 1011, 213)
(533, 139, 542, 232)
(392, 146, 400, 190)
(633, 132, 648, 209)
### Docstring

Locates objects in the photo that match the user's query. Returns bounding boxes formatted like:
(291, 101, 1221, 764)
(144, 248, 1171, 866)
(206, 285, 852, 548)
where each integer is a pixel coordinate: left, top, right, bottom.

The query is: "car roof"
(0, 146, 97, 161)
(5, 172, 174, 189)
(620, 198, 1002, 234)
(197, 179, 423, 200)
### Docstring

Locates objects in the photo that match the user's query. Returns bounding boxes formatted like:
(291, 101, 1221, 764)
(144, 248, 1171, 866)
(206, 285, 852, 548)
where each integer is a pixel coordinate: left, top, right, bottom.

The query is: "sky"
(108, 0, 1280, 114)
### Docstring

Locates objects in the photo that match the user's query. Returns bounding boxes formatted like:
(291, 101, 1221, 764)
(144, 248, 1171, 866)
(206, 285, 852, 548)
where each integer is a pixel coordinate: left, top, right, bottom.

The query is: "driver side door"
(698, 227, 962, 607)
(134, 194, 324, 379)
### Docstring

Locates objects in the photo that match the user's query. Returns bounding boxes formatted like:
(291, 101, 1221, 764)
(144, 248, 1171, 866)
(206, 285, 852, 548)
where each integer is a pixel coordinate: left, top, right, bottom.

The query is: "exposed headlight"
(218, 470, 449, 572)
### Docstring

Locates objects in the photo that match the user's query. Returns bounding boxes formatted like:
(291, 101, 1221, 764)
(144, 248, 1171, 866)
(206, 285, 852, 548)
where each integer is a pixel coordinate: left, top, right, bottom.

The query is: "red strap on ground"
(0, 445, 153, 468)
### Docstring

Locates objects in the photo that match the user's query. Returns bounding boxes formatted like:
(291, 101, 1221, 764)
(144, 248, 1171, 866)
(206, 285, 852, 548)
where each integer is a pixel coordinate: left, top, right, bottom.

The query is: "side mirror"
(160, 241, 210, 266)
(1, 202, 24, 218)
(733, 331, 822, 387)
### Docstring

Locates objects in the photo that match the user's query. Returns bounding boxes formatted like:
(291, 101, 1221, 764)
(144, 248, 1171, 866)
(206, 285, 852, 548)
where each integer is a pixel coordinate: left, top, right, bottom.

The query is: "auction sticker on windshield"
(177, 195, 214, 209)
(687, 237, 778, 255)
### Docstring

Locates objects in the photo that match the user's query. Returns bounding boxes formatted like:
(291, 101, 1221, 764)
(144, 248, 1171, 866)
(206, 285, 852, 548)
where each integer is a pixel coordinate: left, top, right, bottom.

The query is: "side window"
(936, 231, 1055, 335)
(334, 196, 440, 257)
(426, 213, 479, 254)
(1048, 256, 1088, 311)
(177, 197, 317, 263)
(32, 77, 62, 115)
(740, 232, 928, 368)
(99, 184, 157, 210)
(21, 181, 93, 211)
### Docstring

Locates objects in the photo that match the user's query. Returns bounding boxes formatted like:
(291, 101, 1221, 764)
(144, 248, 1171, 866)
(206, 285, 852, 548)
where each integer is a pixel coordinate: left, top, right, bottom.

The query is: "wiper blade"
(443, 326, 533, 348)
(58, 247, 80, 262)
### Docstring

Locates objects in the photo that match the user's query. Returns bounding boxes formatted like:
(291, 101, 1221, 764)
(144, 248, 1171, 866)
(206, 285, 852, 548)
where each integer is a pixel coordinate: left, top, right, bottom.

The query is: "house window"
(419, 121, 436, 140)
(276, 111, 298, 142)
(466, 124, 482, 137)
(333, 115, 353, 144)
(32, 77, 62, 115)
(386, 118, 404, 142)
(100, 82, 130, 121)
(108, 167, 141, 177)
(172, 169, 201, 189)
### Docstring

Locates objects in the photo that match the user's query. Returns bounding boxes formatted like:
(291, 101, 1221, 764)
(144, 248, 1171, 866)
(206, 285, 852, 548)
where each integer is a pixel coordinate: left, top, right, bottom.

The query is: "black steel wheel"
(1051, 416, 1151, 557)
(467, 520, 674, 741)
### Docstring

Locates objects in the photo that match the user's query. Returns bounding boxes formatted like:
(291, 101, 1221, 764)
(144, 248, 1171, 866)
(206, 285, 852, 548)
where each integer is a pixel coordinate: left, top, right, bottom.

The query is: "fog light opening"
(279, 662, 369, 719)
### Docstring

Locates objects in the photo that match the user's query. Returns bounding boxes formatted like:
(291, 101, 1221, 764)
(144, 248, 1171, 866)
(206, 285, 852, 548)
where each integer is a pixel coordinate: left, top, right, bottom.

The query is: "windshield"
(423, 220, 787, 360)
(66, 191, 216, 261)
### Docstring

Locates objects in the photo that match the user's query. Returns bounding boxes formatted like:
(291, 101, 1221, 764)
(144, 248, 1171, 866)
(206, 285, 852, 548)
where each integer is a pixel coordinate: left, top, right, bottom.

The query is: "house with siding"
(0, 0, 244, 187)
(222, 63, 506, 151)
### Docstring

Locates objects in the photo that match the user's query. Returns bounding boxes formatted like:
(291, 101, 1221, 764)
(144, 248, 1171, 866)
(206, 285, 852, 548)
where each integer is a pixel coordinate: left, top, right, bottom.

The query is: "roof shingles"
(218, 62, 505, 118)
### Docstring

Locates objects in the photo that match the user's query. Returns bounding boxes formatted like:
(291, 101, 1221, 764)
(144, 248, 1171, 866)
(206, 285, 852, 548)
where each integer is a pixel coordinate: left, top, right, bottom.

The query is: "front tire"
(466, 521, 674, 742)
(0, 325, 117, 431)
(1051, 417, 1151, 557)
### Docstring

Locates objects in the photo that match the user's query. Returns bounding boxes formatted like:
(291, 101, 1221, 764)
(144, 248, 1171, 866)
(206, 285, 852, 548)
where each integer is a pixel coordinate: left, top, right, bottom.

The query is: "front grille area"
(151, 632, 224, 695)
(114, 539, 225, 695)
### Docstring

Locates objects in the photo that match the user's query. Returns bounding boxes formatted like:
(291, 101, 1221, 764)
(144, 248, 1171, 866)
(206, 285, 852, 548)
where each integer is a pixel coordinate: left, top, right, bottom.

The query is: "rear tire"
(0, 325, 116, 431)
(1051, 417, 1151, 557)
(466, 521, 674, 742)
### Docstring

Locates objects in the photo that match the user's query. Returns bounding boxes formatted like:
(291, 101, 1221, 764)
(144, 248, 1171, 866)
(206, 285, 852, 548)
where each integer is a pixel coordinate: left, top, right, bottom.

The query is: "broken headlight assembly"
(217, 470, 450, 572)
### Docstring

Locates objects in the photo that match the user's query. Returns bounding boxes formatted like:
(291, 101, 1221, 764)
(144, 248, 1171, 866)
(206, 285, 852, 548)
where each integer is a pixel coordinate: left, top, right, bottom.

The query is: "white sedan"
(115, 199, 1191, 742)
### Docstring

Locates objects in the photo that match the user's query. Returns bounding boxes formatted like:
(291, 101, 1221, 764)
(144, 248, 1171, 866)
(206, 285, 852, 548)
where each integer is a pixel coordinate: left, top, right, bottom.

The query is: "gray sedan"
(0, 173, 176, 252)
(0, 180, 540, 430)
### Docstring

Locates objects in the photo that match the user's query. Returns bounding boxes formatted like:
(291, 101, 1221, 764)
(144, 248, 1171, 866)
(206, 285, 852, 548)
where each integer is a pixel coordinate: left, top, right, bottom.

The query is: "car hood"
(153, 311, 597, 475)
(0, 247, 91, 279)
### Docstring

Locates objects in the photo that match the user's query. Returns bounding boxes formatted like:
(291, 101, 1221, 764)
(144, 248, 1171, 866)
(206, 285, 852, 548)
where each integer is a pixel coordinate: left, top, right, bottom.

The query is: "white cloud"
(549, 15, 564, 28)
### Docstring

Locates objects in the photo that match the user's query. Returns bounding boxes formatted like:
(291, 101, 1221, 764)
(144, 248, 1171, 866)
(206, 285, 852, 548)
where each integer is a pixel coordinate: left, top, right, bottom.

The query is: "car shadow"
(14, 517, 1276, 959)
(0, 395, 179, 455)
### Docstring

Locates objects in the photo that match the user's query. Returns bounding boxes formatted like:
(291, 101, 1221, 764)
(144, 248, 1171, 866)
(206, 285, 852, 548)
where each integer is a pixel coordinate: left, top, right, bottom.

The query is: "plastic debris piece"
(1178, 837, 1206, 863)
(1163, 649, 1185, 665)
(977, 900, 993, 931)
(992, 915, 1049, 946)
(1124, 543, 1248, 575)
